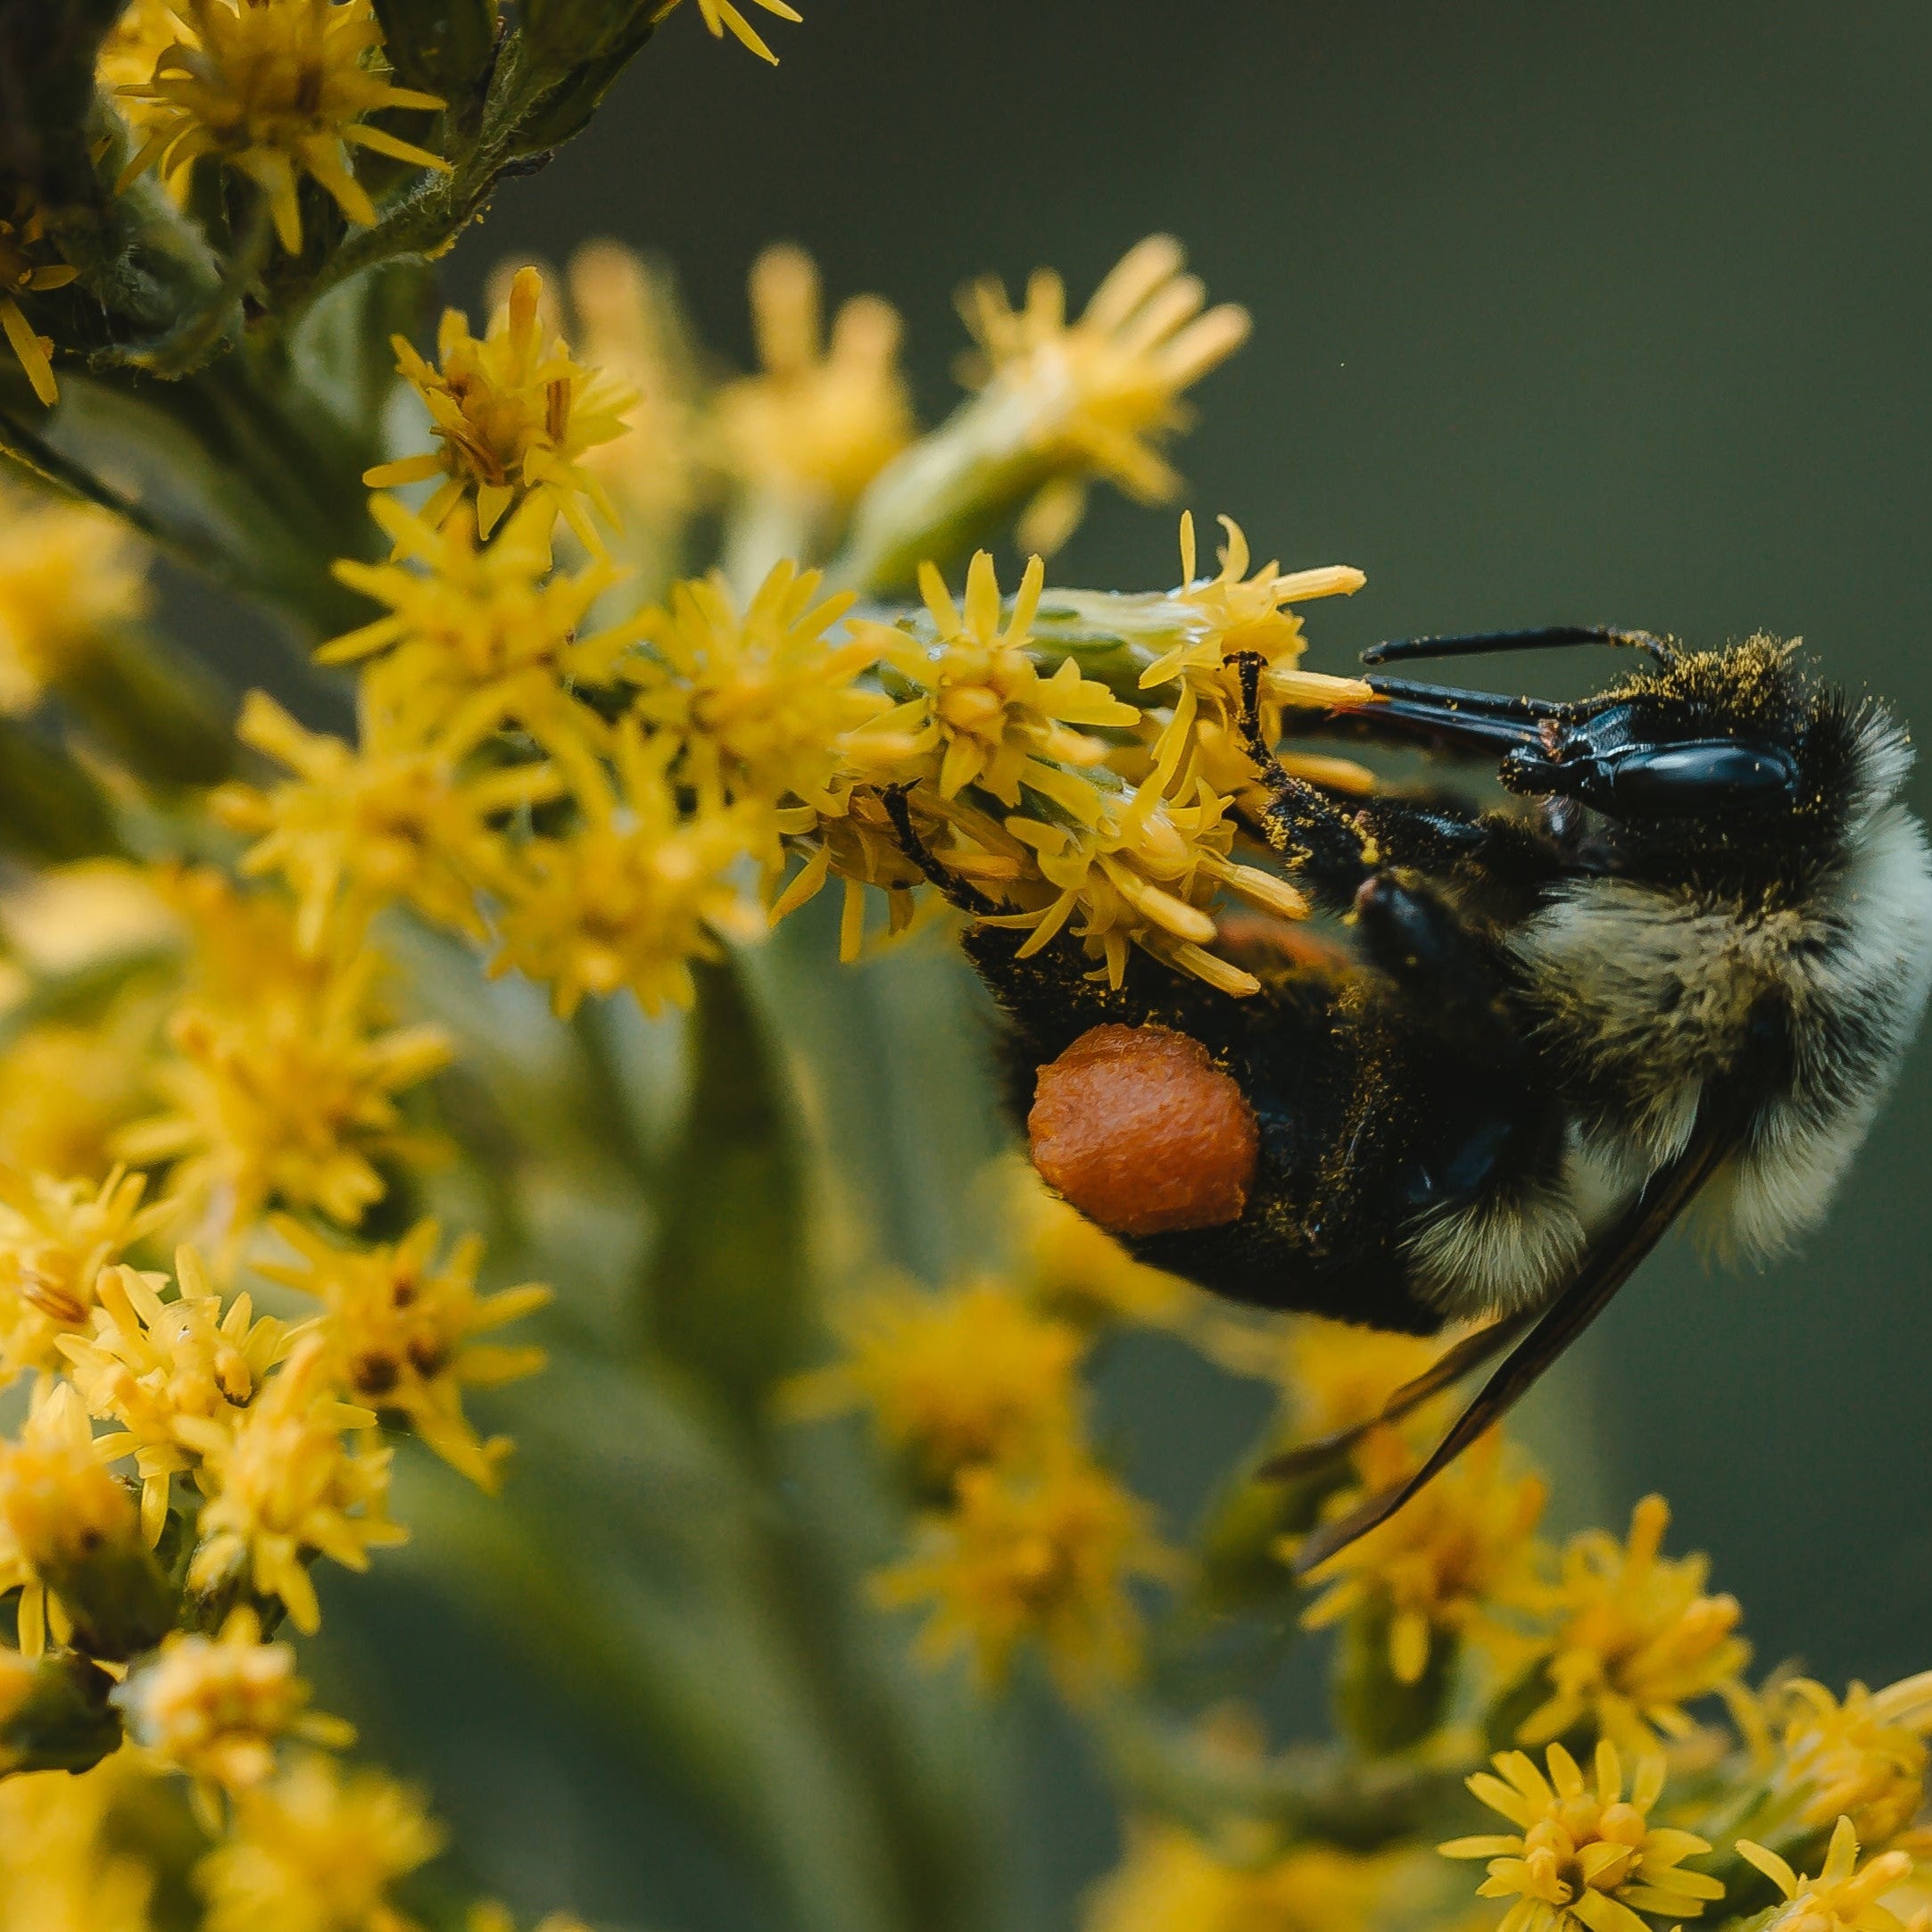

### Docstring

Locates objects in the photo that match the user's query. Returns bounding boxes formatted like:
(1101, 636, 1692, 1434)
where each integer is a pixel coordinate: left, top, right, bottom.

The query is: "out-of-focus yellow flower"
(367, 266, 635, 553)
(676, 0, 804, 64)
(261, 1215, 549, 1492)
(95, 0, 180, 95)
(0, 1165, 167, 1384)
(59, 1248, 297, 1542)
(625, 560, 881, 823)
(198, 1751, 443, 1932)
(216, 687, 560, 951)
(716, 245, 913, 511)
(1738, 1817, 1916, 1932)
(0, 485, 149, 710)
(1085, 1820, 1394, 1932)
(1010, 1165, 1191, 1331)
(784, 1277, 1084, 1488)
(325, 497, 634, 746)
(0, 197, 80, 409)
(956, 236, 1250, 554)
(566, 241, 709, 543)
(986, 700, 1306, 996)
(1298, 1427, 1547, 1687)
(113, 0, 448, 256)
(488, 721, 764, 1019)
(117, 874, 452, 1241)
(1766, 1671, 1932, 1846)
(852, 551, 1138, 810)
(181, 1336, 403, 1636)
(1517, 1495, 1750, 1752)
(1274, 1317, 1450, 1440)
(874, 1447, 1168, 1692)
(0, 1013, 162, 1182)
(468, 1909, 593, 1932)
(0, 1380, 138, 1657)
(115, 1606, 353, 1803)
(0, 1752, 159, 1932)
(1, 860, 178, 976)
(1440, 1739, 1725, 1932)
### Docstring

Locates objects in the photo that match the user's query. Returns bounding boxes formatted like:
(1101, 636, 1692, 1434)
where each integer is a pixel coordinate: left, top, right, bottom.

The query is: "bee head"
(1356, 631, 1907, 858)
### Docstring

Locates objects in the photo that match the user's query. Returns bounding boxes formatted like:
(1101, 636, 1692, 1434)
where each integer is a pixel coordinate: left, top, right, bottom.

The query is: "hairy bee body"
(969, 633, 1932, 1392)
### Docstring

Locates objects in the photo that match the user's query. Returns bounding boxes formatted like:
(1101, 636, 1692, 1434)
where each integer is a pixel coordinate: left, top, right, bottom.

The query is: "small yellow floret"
(197, 1751, 443, 1932)
(1298, 1427, 1547, 1687)
(182, 1336, 403, 1636)
(0, 485, 149, 710)
(0, 196, 80, 408)
(625, 559, 881, 824)
(488, 722, 764, 1018)
(874, 1447, 1168, 1692)
(1768, 1671, 1932, 1846)
(716, 245, 913, 510)
(115, 1606, 352, 1798)
(783, 1277, 1084, 1488)
(367, 266, 636, 553)
(1737, 1816, 1918, 1932)
(262, 1215, 549, 1492)
(1086, 1821, 1394, 1932)
(956, 236, 1250, 553)
(58, 1248, 297, 1543)
(0, 1750, 162, 1931)
(1518, 1494, 1751, 1752)
(681, 0, 804, 64)
(113, 0, 449, 255)
(217, 686, 560, 951)
(1439, 1738, 1725, 1932)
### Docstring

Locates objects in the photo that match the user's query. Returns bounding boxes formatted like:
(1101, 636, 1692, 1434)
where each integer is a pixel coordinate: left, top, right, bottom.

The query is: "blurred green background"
(291, 3, 1932, 1926)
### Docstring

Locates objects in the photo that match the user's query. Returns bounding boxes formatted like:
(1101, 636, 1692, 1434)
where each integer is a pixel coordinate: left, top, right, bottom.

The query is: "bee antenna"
(1361, 626, 1679, 669)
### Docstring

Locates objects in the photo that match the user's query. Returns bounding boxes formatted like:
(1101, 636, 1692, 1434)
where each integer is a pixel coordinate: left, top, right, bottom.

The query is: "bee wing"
(1258, 1307, 1538, 1480)
(1290, 1124, 1731, 1574)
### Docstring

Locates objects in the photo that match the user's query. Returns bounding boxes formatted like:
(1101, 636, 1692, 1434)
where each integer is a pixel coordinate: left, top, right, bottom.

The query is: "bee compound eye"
(1603, 741, 1799, 812)
(1028, 1024, 1259, 1238)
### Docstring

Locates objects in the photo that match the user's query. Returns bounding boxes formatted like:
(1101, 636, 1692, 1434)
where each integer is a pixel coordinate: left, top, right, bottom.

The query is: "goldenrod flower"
(0, 196, 79, 408)
(1518, 1495, 1750, 1751)
(854, 551, 1139, 808)
(986, 708, 1306, 995)
(118, 876, 452, 1240)
(1085, 1821, 1395, 1932)
(198, 1751, 444, 1932)
(625, 559, 881, 822)
(488, 722, 764, 1018)
(716, 245, 913, 510)
(0, 1012, 162, 1183)
(1278, 1317, 1452, 1440)
(565, 241, 709, 543)
(326, 496, 634, 742)
(216, 687, 560, 951)
(0, 1381, 138, 1658)
(182, 1336, 403, 1635)
(95, 0, 181, 95)
(1738, 1817, 1917, 1932)
(1767, 1672, 1932, 1845)
(1012, 1167, 1191, 1331)
(114, 0, 448, 256)
(367, 266, 636, 552)
(115, 1606, 353, 1803)
(783, 1277, 1085, 1488)
(676, 0, 804, 64)
(1298, 1426, 1546, 1686)
(58, 1249, 298, 1542)
(0, 485, 150, 712)
(874, 1447, 1168, 1691)
(0, 1165, 168, 1384)
(1140, 511, 1369, 797)
(956, 235, 1250, 553)
(0, 1750, 160, 1932)
(261, 1215, 549, 1492)
(1440, 1738, 1725, 1932)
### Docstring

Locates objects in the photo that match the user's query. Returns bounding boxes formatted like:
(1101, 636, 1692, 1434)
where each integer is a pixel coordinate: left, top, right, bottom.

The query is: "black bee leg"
(880, 784, 1003, 916)
(1228, 652, 1374, 904)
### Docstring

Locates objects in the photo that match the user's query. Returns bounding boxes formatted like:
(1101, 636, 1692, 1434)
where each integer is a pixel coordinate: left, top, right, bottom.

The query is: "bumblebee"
(956, 626, 1932, 1563)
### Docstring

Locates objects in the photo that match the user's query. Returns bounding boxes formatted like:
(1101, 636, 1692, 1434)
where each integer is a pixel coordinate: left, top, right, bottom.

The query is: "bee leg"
(879, 784, 1004, 916)
(1228, 652, 1376, 904)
